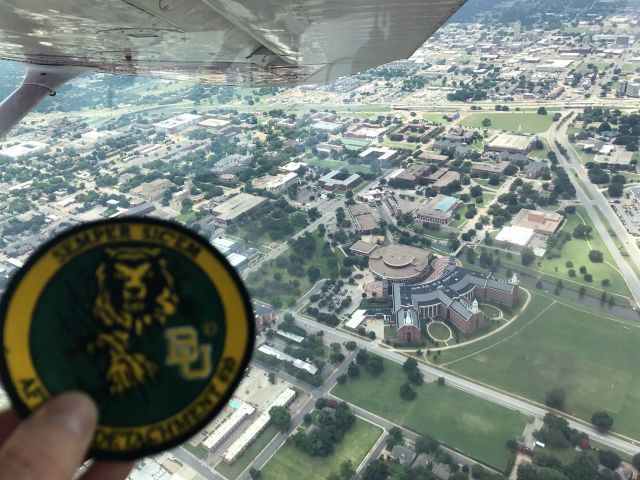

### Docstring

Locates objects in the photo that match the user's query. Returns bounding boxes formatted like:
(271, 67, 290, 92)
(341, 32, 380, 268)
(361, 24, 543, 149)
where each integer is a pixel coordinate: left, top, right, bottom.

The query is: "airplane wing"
(0, 0, 467, 85)
(0, 0, 467, 136)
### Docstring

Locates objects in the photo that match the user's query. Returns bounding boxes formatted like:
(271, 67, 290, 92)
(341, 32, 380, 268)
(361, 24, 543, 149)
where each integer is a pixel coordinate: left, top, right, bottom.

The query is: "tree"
(337, 374, 347, 385)
(362, 459, 388, 480)
(437, 376, 446, 386)
(598, 450, 621, 470)
(268, 372, 276, 384)
(366, 355, 384, 376)
(356, 349, 369, 365)
(249, 467, 261, 479)
(348, 362, 360, 378)
(339, 460, 355, 480)
(400, 382, 417, 400)
(403, 357, 418, 373)
(588, 250, 603, 263)
(345, 341, 357, 351)
(482, 118, 492, 127)
(415, 434, 439, 454)
(545, 388, 566, 409)
(632, 453, 640, 470)
(387, 426, 404, 448)
(521, 247, 536, 266)
(538, 106, 548, 115)
(591, 411, 614, 432)
(572, 224, 592, 239)
(269, 406, 291, 431)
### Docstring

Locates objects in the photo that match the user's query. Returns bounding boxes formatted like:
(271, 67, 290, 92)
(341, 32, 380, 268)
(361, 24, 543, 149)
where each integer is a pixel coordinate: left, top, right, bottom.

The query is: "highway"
(544, 121, 640, 306)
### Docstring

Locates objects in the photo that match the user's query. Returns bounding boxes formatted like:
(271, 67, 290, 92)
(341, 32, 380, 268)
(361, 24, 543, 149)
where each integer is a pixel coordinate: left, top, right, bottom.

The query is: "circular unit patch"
(0, 218, 254, 460)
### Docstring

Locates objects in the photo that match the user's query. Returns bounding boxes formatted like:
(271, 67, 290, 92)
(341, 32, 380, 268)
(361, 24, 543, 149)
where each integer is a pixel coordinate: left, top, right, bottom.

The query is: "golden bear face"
(99, 248, 176, 318)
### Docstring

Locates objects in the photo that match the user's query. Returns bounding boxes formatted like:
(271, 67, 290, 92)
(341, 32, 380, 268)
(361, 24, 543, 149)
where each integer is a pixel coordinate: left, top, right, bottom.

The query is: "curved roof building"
(368, 244, 433, 282)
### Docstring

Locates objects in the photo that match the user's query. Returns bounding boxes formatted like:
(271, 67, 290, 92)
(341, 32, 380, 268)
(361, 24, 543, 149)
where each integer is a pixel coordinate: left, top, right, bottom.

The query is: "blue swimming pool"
(229, 399, 242, 409)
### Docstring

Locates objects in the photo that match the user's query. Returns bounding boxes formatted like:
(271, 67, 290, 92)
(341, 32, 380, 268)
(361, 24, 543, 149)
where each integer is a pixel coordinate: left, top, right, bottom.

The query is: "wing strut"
(0, 65, 89, 138)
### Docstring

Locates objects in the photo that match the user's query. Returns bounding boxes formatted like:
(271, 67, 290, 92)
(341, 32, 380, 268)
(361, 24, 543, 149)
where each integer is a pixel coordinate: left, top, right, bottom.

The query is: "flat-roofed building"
(258, 345, 318, 375)
(222, 388, 296, 464)
(199, 117, 230, 129)
(512, 209, 564, 235)
(344, 122, 388, 141)
(350, 240, 378, 257)
(485, 133, 535, 154)
(390, 123, 441, 142)
(279, 161, 308, 173)
(428, 169, 461, 192)
(418, 151, 449, 163)
(211, 193, 268, 225)
(202, 402, 255, 451)
(415, 194, 462, 225)
(153, 113, 201, 133)
(130, 178, 175, 202)
(0, 141, 49, 159)
(368, 244, 433, 282)
(252, 172, 299, 194)
(318, 170, 362, 191)
(495, 226, 535, 251)
(213, 153, 252, 173)
(348, 203, 379, 234)
(358, 146, 398, 168)
(471, 161, 510, 176)
(393, 164, 430, 185)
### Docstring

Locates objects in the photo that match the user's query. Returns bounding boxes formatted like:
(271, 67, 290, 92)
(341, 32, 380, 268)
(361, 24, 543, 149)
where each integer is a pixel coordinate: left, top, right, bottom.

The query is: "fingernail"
(40, 392, 98, 438)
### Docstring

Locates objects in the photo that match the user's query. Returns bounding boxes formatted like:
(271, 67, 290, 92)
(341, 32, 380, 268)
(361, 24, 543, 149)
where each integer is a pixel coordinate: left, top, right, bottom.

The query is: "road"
(242, 198, 343, 278)
(291, 312, 640, 457)
(544, 121, 640, 306)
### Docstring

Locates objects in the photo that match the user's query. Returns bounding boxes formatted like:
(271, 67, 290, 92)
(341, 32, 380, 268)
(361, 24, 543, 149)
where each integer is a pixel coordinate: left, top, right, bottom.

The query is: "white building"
(0, 141, 49, 159)
(252, 172, 299, 194)
(153, 113, 202, 133)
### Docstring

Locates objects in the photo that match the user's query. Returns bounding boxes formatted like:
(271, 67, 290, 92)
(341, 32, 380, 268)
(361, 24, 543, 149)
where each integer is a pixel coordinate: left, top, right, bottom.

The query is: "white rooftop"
(495, 226, 535, 247)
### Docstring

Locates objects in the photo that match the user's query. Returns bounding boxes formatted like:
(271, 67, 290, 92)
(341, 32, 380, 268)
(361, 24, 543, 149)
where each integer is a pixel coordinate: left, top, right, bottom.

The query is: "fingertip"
(38, 392, 98, 439)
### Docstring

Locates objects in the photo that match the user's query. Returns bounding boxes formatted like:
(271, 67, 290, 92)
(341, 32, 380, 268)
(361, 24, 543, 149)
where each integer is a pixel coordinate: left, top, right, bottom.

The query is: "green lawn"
(528, 139, 551, 160)
(305, 156, 375, 174)
(422, 113, 449, 124)
(261, 418, 382, 480)
(332, 360, 529, 470)
(621, 63, 640, 73)
(438, 291, 640, 439)
(494, 207, 631, 301)
(427, 321, 452, 341)
(215, 425, 279, 479)
(460, 112, 557, 134)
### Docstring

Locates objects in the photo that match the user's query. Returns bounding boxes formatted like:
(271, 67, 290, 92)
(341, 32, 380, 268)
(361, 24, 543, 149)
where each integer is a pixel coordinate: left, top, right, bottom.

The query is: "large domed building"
(368, 244, 433, 283)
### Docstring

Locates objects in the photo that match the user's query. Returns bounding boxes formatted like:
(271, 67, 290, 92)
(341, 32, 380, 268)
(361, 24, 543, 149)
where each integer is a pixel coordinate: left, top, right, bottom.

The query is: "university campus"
(0, 0, 640, 480)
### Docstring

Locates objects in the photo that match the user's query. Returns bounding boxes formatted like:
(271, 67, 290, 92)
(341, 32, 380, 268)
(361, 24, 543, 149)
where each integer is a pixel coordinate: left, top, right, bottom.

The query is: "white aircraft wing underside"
(0, 0, 467, 85)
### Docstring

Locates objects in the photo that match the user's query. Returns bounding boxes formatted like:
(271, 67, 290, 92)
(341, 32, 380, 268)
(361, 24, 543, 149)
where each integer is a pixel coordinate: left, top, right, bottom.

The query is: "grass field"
(460, 112, 557, 134)
(332, 360, 529, 470)
(305, 156, 375, 174)
(422, 113, 449, 124)
(492, 207, 631, 301)
(215, 426, 279, 479)
(438, 291, 640, 439)
(528, 139, 551, 160)
(261, 418, 382, 480)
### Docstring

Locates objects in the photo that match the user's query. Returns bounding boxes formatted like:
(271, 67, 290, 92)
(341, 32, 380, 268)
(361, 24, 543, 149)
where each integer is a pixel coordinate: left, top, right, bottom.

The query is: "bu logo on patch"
(0, 218, 254, 460)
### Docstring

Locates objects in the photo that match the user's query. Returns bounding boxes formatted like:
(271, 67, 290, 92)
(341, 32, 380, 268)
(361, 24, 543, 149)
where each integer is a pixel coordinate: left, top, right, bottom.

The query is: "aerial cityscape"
(1, 0, 640, 479)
